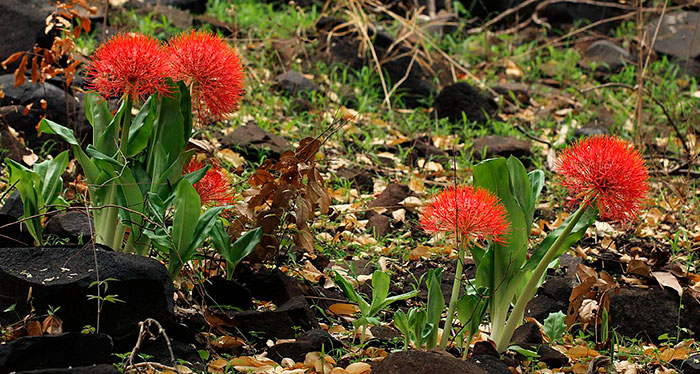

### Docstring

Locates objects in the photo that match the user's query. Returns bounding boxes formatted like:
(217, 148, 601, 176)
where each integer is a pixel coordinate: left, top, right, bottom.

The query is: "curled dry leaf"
(41, 315, 62, 335)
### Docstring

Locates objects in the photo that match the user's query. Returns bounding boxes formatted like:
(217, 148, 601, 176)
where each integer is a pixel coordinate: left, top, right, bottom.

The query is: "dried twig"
(124, 318, 180, 374)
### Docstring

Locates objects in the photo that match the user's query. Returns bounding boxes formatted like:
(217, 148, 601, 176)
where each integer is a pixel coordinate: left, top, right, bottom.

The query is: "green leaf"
(334, 272, 369, 314)
(188, 206, 230, 259)
(510, 345, 539, 358)
(125, 96, 155, 157)
(33, 150, 69, 206)
(169, 179, 201, 277)
(5, 159, 44, 245)
(425, 268, 444, 348)
(38, 118, 79, 146)
(84, 92, 112, 137)
(542, 311, 567, 342)
(456, 289, 487, 337)
(524, 206, 597, 271)
(218, 226, 262, 275)
(95, 99, 125, 157)
(369, 270, 391, 316)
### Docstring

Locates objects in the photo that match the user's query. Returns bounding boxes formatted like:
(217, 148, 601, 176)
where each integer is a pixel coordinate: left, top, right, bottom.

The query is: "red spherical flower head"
(555, 135, 649, 223)
(420, 186, 509, 245)
(183, 159, 235, 207)
(167, 30, 245, 124)
(86, 33, 170, 101)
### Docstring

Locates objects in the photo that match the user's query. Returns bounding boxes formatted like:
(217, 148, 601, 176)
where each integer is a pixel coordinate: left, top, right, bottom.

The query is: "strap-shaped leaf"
(168, 179, 201, 277)
(33, 150, 69, 206)
(524, 205, 597, 271)
(126, 96, 155, 157)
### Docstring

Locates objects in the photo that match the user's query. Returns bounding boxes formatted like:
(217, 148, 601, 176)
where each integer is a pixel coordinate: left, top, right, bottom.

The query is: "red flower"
(167, 30, 245, 124)
(555, 135, 649, 223)
(86, 33, 170, 101)
(420, 186, 509, 244)
(183, 159, 235, 207)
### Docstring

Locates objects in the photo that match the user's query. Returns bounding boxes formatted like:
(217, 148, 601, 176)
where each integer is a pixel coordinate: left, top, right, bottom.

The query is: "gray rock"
(647, 11, 700, 59)
(230, 296, 320, 340)
(275, 71, 316, 96)
(268, 329, 341, 363)
(0, 0, 53, 65)
(582, 40, 632, 72)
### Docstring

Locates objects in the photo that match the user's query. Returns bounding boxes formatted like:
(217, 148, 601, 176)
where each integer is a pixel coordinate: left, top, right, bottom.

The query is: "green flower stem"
(439, 242, 467, 349)
(494, 203, 588, 353)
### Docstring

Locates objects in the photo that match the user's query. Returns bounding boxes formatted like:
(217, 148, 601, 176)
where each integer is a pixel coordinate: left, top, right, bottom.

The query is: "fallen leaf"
(408, 245, 431, 260)
(652, 271, 683, 296)
(328, 303, 360, 317)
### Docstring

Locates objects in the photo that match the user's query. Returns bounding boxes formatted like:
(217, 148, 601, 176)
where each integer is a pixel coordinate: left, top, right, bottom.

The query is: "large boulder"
(0, 333, 113, 373)
(0, 75, 89, 150)
(0, 247, 175, 338)
(0, 0, 54, 66)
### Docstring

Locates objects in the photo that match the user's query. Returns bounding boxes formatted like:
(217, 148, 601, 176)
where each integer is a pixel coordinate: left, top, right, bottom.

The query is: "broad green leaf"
(5, 159, 45, 244)
(369, 270, 391, 316)
(96, 99, 124, 157)
(33, 150, 69, 205)
(221, 226, 262, 273)
(125, 96, 155, 157)
(425, 268, 444, 348)
(334, 272, 370, 314)
(85, 92, 112, 139)
(187, 206, 230, 259)
(542, 311, 567, 342)
(38, 118, 79, 146)
(169, 179, 201, 277)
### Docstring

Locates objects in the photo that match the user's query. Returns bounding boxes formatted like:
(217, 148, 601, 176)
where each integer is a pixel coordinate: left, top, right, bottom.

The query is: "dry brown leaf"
(566, 345, 600, 359)
(212, 335, 246, 350)
(408, 245, 431, 260)
(626, 259, 652, 278)
(26, 320, 42, 336)
(328, 303, 360, 317)
(651, 271, 683, 296)
(41, 315, 62, 335)
(658, 347, 688, 362)
(345, 362, 371, 374)
(300, 260, 323, 283)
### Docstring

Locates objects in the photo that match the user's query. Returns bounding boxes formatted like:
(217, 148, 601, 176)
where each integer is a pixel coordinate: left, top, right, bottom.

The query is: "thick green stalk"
(439, 243, 467, 349)
(493, 204, 588, 353)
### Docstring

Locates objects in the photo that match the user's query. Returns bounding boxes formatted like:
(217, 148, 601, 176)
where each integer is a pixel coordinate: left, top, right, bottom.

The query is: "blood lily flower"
(555, 135, 649, 223)
(183, 159, 235, 207)
(420, 186, 509, 244)
(167, 30, 245, 124)
(86, 33, 170, 101)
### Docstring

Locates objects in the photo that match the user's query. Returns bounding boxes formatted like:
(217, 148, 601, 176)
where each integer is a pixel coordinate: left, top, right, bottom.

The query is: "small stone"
(434, 82, 497, 125)
(582, 40, 632, 72)
(275, 71, 316, 96)
(469, 136, 532, 161)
